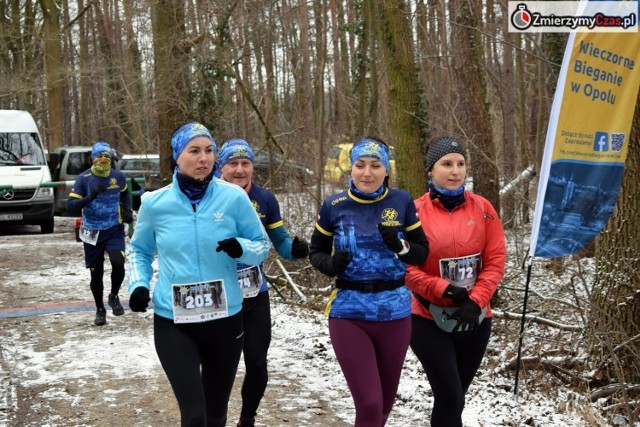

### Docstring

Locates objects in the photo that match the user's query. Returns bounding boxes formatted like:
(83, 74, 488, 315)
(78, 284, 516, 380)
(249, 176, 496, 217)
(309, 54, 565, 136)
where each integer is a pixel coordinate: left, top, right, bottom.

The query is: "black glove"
(331, 250, 352, 275)
(89, 184, 107, 200)
(291, 236, 309, 259)
(442, 284, 470, 304)
(450, 300, 482, 333)
(216, 238, 243, 258)
(129, 287, 150, 312)
(377, 223, 404, 253)
(122, 207, 134, 224)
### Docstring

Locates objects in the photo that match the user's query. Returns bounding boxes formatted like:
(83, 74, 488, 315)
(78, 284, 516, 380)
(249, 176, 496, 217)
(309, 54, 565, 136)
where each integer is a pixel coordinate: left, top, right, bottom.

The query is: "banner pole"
(514, 257, 533, 399)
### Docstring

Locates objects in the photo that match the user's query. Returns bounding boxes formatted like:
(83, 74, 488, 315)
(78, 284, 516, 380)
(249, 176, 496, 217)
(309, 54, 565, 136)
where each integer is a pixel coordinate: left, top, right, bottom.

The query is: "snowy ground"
(0, 216, 626, 426)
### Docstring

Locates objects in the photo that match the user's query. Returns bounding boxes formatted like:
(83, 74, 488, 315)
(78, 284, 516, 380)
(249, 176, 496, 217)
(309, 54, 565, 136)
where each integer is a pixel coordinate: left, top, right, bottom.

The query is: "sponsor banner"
(528, 29, 640, 258)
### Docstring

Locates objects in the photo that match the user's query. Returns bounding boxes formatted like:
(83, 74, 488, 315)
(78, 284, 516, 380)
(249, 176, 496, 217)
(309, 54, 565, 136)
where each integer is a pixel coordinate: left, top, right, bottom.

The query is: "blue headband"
(350, 138, 390, 172)
(91, 141, 112, 160)
(171, 122, 216, 161)
(218, 139, 255, 167)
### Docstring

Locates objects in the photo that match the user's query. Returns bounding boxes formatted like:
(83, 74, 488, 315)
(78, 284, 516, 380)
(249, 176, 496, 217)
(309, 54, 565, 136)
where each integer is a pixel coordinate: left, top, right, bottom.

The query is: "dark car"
(116, 154, 160, 209)
(251, 150, 315, 191)
(48, 146, 94, 215)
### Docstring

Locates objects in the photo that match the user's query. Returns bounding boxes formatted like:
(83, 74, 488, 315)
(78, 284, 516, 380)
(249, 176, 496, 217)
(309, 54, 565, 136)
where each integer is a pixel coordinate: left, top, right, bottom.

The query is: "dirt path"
(0, 218, 349, 426)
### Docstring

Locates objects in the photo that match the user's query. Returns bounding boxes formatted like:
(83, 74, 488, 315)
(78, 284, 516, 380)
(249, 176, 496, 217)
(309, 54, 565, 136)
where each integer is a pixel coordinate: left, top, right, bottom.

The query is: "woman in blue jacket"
(127, 122, 271, 427)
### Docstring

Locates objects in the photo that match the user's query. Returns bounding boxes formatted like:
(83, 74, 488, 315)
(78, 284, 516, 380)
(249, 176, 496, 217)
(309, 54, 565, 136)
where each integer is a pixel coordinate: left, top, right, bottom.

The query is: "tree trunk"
(313, 0, 327, 205)
(354, 0, 371, 136)
(515, 33, 531, 225)
(123, 0, 146, 153)
(449, 1, 500, 211)
(377, 0, 426, 198)
(152, 0, 190, 184)
(592, 92, 640, 386)
(297, 0, 315, 143)
(498, 0, 517, 228)
(40, 0, 64, 150)
(329, 0, 350, 137)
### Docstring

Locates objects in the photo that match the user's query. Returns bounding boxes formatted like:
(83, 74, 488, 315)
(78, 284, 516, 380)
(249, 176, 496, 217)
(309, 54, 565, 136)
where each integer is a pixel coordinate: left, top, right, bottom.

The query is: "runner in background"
(127, 122, 271, 426)
(67, 141, 132, 326)
(217, 138, 309, 427)
(406, 136, 506, 427)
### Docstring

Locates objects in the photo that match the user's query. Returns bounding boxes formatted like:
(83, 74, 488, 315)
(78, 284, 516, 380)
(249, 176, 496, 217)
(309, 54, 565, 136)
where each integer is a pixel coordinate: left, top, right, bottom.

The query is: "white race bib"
(438, 253, 481, 290)
(171, 279, 227, 323)
(238, 265, 263, 299)
(79, 224, 99, 246)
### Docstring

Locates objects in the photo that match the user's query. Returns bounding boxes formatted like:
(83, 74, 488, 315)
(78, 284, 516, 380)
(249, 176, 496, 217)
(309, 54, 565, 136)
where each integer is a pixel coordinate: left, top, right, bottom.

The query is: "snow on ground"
(0, 216, 626, 426)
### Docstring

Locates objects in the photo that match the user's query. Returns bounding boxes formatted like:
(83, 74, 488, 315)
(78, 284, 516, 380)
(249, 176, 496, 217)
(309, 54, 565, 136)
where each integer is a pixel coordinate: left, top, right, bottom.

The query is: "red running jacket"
(406, 191, 506, 321)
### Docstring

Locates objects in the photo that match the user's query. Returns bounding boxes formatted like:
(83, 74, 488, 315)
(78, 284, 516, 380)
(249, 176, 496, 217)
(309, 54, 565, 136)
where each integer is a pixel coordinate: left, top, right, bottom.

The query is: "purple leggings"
(329, 316, 411, 427)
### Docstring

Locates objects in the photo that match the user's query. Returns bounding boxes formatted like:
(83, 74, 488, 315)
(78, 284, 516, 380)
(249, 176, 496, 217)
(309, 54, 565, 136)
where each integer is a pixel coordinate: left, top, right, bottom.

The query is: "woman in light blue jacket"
(128, 122, 271, 427)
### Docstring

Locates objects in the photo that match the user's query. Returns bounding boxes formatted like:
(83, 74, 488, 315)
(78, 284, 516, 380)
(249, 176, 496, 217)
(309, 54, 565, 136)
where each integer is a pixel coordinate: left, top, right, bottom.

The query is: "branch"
(65, 0, 97, 30)
(499, 165, 535, 197)
(224, 62, 285, 155)
(591, 383, 640, 401)
(496, 355, 583, 384)
(492, 309, 583, 331)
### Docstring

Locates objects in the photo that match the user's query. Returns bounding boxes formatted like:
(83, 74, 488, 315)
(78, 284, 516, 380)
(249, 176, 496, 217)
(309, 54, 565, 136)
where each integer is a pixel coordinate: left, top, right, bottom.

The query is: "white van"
(0, 110, 55, 233)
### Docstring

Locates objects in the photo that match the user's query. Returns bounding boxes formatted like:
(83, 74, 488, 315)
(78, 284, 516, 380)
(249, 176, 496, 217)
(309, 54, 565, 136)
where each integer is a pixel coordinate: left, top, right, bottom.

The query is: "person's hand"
(122, 207, 134, 224)
(377, 223, 403, 253)
(129, 287, 150, 312)
(216, 238, 243, 258)
(450, 300, 482, 333)
(331, 250, 352, 275)
(291, 236, 309, 259)
(442, 284, 469, 304)
(89, 184, 107, 200)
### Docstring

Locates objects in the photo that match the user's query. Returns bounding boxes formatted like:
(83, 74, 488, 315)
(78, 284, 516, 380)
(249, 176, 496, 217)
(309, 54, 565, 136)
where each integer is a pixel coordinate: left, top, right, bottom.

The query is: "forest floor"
(0, 218, 347, 427)
(0, 214, 620, 427)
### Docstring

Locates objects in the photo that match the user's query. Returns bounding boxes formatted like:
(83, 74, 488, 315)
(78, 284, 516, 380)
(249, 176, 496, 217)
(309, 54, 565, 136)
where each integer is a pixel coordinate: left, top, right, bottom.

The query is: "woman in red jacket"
(406, 136, 506, 427)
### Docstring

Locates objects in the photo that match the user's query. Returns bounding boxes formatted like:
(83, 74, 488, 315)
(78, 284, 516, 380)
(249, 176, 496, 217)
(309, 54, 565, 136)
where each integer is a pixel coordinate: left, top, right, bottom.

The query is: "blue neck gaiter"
(428, 179, 465, 212)
(349, 178, 386, 200)
(176, 169, 214, 205)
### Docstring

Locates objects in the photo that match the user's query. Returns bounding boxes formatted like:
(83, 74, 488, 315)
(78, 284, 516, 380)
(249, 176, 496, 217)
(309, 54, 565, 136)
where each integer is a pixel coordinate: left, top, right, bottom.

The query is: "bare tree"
(39, 0, 65, 150)
(448, 1, 499, 211)
(592, 90, 640, 396)
(376, 0, 427, 197)
(151, 0, 191, 183)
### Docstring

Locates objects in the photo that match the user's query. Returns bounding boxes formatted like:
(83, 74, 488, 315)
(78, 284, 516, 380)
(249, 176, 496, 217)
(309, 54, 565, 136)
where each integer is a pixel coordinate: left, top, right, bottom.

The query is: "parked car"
(116, 154, 160, 210)
(323, 142, 397, 184)
(48, 146, 93, 216)
(251, 150, 315, 191)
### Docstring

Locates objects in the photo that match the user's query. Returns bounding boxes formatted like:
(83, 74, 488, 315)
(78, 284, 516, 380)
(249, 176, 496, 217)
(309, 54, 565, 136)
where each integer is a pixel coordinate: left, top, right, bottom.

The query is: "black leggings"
(410, 314, 491, 427)
(239, 290, 272, 421)
(154, 312, 244, 427)
(89, 250, 125, 309)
